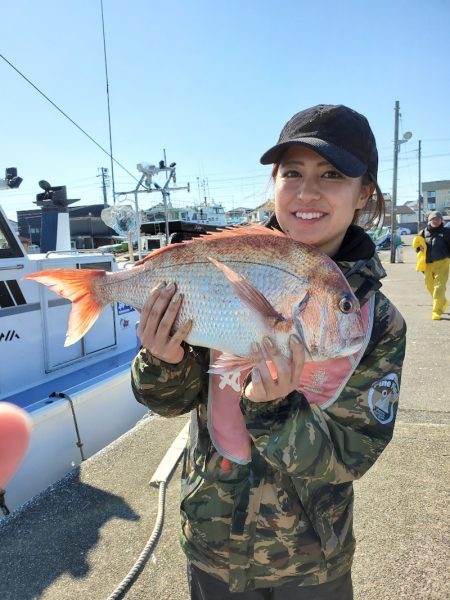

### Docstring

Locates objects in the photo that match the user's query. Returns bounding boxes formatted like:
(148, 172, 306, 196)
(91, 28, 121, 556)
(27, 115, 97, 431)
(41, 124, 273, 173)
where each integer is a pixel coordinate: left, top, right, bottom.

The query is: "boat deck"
(4, 347, 138, 411)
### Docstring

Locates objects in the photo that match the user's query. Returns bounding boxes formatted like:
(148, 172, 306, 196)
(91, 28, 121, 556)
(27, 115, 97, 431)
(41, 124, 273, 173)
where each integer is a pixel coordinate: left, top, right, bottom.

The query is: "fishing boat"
(0, 200, 146, 515)
(141, 201, 228, 243)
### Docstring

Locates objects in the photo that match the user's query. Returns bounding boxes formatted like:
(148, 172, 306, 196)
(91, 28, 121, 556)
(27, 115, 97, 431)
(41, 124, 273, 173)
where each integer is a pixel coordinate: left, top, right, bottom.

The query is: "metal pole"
(134, 174, 145, 259)
(162, 170, 175, 245)
(163, 189, 170, 245)
(390, 101, 400, 263)
(418, 140, 422, 231)
(100, 0, 116, 204)
(100, 167, 108, 207)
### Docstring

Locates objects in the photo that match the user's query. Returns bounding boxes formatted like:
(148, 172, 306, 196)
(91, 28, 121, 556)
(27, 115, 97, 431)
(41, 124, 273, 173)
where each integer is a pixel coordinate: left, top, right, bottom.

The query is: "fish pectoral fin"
(208, 353, 254, 375)
(207, 257, 285, 322)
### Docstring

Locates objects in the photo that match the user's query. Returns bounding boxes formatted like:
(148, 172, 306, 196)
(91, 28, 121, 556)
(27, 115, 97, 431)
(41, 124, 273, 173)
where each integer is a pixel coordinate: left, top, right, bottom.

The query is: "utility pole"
(390, 102, 400, 264)
(97, 167, 109, 207)
(418, 140, 422, 231)
(390, 101, 412, 263)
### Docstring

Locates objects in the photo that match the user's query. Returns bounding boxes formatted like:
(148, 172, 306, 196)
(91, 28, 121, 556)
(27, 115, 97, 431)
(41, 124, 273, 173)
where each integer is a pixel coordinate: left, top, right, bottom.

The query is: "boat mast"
(100, 0, 116, 204)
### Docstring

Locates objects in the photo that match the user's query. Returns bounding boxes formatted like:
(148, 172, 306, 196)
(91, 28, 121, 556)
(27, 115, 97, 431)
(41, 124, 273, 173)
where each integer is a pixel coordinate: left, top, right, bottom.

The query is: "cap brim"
(259, 138, 367, 177)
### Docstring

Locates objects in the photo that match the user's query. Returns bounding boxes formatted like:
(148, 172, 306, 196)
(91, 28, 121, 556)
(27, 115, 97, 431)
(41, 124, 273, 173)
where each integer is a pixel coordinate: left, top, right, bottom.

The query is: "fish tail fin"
(24, 269, 107, 346)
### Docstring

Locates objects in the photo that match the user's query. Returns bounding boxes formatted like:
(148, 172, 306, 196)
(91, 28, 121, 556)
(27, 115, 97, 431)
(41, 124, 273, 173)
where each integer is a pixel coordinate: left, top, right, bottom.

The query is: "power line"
(0, 52, 139, 185)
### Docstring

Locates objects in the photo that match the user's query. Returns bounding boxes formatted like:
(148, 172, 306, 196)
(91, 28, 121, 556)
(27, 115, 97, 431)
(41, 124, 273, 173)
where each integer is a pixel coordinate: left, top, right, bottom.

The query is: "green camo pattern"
(131, 252, 407, 592)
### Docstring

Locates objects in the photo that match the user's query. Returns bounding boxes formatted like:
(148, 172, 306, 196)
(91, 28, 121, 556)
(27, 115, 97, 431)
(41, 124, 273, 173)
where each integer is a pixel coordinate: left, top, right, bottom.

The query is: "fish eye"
(338, 295, 354, 313)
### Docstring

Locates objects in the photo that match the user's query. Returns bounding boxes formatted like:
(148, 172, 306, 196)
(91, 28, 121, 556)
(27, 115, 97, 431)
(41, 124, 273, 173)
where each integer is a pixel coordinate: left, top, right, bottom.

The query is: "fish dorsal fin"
(134, 225, 286, 266)
(208, 256, 285, 322)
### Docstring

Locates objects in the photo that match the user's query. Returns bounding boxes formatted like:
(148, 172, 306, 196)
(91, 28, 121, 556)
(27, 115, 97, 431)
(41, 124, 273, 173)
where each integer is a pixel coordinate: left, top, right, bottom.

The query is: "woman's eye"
(323, 170, 343, 179)
(283, 169, 300, 178)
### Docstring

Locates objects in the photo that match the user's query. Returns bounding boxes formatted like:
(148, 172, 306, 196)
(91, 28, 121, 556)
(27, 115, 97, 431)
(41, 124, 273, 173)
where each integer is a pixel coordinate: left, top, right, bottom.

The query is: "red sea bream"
(24, 226, 365, 372)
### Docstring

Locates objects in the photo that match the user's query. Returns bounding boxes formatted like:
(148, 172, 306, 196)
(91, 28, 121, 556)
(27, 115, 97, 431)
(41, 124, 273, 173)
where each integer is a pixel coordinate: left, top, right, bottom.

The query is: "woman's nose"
(297, 177, 320, 202)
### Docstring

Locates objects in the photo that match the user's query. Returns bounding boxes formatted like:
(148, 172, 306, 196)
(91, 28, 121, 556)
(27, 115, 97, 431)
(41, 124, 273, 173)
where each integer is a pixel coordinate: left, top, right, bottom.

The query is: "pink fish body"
(24, 226, 364, 371)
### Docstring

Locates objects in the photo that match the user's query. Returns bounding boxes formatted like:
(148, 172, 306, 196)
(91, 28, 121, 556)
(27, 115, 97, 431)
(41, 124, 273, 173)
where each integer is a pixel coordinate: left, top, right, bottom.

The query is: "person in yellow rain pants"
(416, 211, 450, 320)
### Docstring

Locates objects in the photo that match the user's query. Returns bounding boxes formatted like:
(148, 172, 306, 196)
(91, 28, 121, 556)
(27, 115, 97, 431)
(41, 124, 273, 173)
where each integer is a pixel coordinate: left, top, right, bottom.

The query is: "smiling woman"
(130, 104, 407, 600)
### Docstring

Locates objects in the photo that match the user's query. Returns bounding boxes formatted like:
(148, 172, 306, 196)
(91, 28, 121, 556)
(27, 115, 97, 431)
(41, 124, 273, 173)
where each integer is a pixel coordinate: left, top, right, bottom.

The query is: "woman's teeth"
(295, 212, 323, 219)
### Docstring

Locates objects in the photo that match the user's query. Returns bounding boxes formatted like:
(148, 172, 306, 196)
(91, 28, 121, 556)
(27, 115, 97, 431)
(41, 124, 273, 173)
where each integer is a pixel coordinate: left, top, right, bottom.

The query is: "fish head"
(293, 281, 365, 361)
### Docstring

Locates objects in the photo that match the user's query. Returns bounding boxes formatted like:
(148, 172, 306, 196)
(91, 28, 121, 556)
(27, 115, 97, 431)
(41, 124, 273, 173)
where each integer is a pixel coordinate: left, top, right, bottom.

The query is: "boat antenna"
(100, 0, 116, 204)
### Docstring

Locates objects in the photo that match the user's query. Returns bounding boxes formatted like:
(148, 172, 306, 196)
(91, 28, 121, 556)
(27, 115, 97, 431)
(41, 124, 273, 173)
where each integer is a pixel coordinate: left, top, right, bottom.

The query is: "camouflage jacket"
(131, 235, 407, 593)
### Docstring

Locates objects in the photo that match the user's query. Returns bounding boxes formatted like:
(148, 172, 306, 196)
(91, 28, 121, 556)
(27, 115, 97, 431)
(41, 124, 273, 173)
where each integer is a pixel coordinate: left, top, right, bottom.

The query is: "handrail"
(45, 249, 111, 258)
(49, 392, 85, 461)
(0, 263, 24, 270)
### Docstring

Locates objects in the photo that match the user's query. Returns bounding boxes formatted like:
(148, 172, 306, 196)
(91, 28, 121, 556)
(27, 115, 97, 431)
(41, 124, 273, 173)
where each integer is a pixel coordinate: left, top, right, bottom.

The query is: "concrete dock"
(0, 240, 449, 600)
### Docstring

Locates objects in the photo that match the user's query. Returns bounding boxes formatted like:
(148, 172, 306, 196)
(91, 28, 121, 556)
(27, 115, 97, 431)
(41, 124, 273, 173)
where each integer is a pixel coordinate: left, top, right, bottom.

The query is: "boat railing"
(44, 249, 114, 258)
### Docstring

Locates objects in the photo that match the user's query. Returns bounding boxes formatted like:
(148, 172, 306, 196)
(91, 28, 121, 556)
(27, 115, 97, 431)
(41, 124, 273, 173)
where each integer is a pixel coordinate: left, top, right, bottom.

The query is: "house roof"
(396, 205, 416, 215)
(253, 199, 275, 211)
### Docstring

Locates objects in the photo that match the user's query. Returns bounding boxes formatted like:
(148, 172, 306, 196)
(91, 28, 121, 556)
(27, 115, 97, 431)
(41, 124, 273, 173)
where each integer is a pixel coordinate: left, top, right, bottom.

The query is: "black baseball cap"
(260, 104, 378, 179)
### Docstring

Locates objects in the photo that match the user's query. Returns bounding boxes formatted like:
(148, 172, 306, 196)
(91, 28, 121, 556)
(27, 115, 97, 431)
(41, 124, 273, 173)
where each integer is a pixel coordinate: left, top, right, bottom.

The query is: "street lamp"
(390, 101, 412, 263)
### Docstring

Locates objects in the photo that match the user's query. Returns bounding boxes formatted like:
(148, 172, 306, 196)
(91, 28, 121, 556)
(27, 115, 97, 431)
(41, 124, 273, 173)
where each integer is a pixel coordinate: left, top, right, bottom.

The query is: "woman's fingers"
(169, 318, 193, 348)
(137, 282, 166, 340)
(245, 336, 305, 402)
(137, 283, 190, 363)
(154, 290, 184, 339)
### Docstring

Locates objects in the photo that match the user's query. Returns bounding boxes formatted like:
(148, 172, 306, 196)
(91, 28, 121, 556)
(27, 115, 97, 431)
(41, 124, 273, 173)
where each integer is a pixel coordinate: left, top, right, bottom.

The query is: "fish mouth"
(305, 335, 365, 361)
(341, 335, 365, 356)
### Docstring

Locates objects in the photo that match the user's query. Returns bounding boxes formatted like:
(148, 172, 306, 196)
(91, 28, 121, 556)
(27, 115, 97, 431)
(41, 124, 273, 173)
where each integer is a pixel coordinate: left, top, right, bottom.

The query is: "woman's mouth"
(294, 211, 326, 220)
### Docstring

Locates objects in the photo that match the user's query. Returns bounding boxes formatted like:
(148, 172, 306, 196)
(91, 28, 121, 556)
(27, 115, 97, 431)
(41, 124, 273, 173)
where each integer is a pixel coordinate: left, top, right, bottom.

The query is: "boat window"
(0, 211, 24, 258)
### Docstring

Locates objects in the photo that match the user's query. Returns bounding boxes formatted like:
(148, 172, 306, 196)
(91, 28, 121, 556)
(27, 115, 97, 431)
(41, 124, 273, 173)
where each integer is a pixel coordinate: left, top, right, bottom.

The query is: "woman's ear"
(357, 182, 375, 209)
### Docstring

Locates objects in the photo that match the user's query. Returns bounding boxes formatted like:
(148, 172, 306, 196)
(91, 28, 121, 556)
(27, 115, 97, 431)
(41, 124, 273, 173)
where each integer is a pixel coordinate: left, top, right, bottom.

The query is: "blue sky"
(1, 0, 449, 221)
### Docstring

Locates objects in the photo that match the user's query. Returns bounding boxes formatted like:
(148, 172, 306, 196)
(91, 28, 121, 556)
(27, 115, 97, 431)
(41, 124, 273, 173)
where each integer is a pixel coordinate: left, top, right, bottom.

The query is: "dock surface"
(1, 240, 449, 600)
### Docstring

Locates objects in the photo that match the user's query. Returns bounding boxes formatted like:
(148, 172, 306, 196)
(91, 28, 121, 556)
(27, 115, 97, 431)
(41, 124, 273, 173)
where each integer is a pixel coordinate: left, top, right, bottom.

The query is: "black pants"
(187, 563, 353, 600)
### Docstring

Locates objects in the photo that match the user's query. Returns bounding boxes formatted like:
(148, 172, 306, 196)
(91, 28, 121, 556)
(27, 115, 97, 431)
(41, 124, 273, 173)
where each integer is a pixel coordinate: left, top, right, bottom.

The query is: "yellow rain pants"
(424, 257, 449, 315)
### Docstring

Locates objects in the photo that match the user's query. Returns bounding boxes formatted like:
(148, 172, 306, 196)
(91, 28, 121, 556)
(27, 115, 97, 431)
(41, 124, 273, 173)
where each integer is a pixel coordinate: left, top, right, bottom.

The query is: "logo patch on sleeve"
(368, 373, 399, 424)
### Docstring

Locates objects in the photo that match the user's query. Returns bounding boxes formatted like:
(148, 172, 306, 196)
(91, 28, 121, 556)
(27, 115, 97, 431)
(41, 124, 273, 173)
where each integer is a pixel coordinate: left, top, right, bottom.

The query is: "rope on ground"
(106, 480, 166, 600)
(105, 421, 189, 599)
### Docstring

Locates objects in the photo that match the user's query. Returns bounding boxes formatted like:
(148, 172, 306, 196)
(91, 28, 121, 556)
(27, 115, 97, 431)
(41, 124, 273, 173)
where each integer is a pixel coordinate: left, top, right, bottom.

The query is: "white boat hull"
(5, 366, 147, 513)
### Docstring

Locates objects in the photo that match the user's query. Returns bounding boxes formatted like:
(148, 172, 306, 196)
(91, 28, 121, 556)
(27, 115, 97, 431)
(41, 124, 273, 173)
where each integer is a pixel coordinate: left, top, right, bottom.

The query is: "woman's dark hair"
(271, 164, 385, 230)
(355, 173, 385, 229)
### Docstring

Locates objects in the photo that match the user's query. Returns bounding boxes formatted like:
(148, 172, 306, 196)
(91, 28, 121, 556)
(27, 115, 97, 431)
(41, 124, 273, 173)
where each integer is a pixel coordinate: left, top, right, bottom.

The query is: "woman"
(131, 104, 407, 599)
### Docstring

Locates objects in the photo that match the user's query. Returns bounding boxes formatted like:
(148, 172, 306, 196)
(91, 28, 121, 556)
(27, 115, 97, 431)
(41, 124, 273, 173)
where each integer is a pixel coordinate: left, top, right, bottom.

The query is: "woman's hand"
(244, 335, 305, 402)
(137, 282, 192, 364)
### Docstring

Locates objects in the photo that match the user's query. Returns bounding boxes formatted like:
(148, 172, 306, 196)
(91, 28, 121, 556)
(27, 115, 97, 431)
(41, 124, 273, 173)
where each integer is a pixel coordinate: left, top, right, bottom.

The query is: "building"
(17, 204, 118, 250)
(422, 180, 450, 215)
(226, 207, 252, 225)
(248, 199, 274, 223)
(383, 201, 419, 233)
